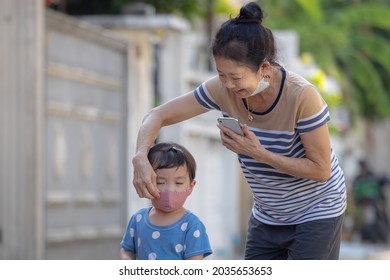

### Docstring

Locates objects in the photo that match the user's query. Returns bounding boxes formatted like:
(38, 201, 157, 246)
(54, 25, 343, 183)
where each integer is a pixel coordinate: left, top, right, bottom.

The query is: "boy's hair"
(148, 142, 196, 181)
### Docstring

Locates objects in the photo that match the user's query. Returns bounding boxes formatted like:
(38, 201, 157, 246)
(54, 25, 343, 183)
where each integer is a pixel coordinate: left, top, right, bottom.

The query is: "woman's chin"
(233, 89, 248, 97)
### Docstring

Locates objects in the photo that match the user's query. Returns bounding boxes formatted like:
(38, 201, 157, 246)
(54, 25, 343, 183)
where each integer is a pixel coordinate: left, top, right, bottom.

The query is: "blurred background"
(0, 0, 389, 260)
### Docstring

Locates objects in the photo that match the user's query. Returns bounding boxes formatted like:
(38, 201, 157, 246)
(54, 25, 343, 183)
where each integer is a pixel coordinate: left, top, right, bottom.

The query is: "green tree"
(261, 0, 390, 121)
(58, 0, 237, 21)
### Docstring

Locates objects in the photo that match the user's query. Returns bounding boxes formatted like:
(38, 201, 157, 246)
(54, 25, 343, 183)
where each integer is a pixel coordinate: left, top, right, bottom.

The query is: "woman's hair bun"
(235, 2, 264, 23)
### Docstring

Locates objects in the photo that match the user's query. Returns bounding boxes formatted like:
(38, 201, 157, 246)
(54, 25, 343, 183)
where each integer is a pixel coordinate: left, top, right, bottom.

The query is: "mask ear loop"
(250, 77, 269, 96)
(250, 60, 271, 96)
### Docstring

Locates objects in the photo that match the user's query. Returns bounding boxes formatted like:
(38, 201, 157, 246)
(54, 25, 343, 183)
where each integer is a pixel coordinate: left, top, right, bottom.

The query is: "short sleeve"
(183, 217, 212, 259)
(296, 86, 330, 134)
(194, 77, 221, 111)
(120, 212, 139, 254)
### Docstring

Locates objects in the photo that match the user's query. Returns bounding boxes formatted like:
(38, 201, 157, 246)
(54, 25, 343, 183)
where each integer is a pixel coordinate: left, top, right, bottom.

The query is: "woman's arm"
(257, 124, 331, 182)
(132, 92, 208, 199)
(219, 123, 331, 182)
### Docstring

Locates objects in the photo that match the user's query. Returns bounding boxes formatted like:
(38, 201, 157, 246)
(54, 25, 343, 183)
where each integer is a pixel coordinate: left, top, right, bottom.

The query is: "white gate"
(44, 11, 128, 259)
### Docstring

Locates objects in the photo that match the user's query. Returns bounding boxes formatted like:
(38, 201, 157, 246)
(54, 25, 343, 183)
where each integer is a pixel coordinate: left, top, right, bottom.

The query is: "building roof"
(78, 14, 190, 32)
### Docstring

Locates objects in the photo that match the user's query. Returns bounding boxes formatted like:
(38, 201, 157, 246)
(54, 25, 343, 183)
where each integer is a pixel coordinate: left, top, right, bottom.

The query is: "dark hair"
(148, 142, 196, 181)
(212, 2, 277, 72)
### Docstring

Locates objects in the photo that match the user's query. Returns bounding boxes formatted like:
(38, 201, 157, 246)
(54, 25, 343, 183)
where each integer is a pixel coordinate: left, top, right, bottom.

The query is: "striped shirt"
(194, 67, 346, 225)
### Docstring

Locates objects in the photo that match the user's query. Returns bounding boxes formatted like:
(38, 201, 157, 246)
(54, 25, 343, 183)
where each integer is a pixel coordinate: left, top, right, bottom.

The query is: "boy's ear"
(189, 179, 196, 193)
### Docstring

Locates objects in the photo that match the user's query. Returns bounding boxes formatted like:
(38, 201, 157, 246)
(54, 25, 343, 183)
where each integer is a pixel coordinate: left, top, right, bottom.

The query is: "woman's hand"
(132, 153, 160, 199)
(218, 123, 266, 160)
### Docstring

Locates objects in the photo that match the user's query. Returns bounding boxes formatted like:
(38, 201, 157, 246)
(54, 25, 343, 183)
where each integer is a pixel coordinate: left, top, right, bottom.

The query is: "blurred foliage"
(259, 0, 390, 122)
(114, 0, 239, 21)
(61, 0, 239, 21)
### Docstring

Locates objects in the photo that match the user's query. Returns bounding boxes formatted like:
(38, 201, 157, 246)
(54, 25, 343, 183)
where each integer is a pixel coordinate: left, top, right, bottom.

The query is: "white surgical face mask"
(250, 77, 269, 96)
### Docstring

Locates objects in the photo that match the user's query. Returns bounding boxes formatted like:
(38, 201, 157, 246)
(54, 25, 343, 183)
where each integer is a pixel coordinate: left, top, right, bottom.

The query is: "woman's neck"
(247, 66, 281, 112)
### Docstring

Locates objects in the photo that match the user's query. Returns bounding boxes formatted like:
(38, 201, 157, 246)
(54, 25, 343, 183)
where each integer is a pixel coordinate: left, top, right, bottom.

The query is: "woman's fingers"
(132, 161, 160, 199)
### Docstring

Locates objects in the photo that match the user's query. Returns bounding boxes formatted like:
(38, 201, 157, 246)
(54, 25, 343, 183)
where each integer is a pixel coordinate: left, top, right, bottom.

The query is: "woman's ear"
(256, 61, 269, 78)
(260, 60, 270, 71)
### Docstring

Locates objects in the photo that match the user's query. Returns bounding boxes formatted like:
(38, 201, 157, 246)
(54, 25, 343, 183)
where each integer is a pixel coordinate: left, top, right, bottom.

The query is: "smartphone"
(217, 117, 244, 136)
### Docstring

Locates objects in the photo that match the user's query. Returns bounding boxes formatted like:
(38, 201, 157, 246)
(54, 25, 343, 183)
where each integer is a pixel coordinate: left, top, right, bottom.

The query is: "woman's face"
(214, 56, 261, 98)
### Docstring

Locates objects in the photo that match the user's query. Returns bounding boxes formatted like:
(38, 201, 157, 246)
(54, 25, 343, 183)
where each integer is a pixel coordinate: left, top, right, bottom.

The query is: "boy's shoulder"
(183, 210, 207, 227)
(130, 207, 151, 220)
(133, 207, 150, 214)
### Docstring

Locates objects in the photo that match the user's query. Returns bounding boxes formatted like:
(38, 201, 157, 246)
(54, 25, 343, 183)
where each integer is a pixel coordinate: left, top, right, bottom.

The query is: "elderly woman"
(131, 2, 346, 260)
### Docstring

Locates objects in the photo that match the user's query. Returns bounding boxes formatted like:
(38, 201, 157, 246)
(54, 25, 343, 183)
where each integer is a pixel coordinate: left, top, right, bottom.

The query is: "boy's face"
(151, 165, 196, 212)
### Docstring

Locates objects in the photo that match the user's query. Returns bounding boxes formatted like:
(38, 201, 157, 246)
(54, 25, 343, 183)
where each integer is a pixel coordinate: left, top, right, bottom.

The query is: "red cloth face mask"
(151, 189, 191, 212)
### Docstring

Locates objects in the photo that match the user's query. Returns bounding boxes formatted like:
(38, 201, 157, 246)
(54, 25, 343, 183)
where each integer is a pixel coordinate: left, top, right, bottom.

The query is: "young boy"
(120, 142, 212, 260)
